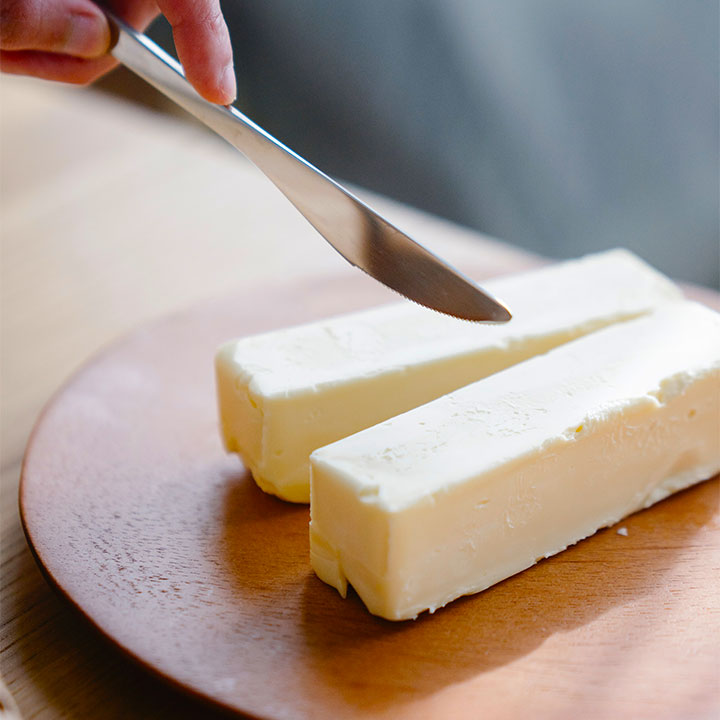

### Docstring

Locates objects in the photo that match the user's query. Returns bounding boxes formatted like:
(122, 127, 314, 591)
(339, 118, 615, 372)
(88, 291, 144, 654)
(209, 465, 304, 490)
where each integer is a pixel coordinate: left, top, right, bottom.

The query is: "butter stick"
(310, 301, 720, 620)
(216, 250, 681, 502)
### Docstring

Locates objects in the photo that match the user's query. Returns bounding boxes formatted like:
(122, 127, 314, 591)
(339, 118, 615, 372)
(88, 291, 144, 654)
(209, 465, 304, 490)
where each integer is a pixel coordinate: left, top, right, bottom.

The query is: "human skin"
(0, 0, 235, 104)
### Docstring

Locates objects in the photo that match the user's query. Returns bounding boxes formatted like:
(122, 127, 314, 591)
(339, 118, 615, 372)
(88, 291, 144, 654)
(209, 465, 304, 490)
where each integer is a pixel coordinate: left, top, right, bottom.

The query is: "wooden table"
(3, 74, 719, 720)
(0, 75, 541, 719)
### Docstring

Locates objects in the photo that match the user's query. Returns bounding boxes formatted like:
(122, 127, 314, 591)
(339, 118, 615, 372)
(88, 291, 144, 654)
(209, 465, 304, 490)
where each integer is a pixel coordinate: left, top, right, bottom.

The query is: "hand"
(0, 0, 235, 104)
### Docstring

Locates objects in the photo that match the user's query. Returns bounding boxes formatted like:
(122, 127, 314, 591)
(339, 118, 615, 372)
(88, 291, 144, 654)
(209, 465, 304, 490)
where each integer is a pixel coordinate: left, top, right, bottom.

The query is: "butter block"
(216, 250, 681, 502)
(310, 301, 720, 620)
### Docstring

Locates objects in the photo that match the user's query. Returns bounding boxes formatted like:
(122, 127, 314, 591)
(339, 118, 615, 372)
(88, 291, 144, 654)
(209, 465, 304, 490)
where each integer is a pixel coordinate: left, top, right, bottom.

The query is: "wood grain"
(19, 273, 720, 720)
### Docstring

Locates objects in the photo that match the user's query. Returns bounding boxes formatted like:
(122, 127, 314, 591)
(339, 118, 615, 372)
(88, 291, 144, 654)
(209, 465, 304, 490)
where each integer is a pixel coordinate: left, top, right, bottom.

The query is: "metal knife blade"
(106, 13, 511, 322)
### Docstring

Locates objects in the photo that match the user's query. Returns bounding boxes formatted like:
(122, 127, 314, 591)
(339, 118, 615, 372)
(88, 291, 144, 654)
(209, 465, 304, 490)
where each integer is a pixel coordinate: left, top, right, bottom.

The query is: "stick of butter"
(310, 301, 720, 620)
(216, 250, 681, 502)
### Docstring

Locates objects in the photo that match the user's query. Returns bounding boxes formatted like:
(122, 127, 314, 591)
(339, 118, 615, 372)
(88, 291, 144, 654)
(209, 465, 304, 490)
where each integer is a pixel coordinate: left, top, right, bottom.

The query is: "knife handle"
(106, 12, 294, 171)
(103, 12, 510, 322)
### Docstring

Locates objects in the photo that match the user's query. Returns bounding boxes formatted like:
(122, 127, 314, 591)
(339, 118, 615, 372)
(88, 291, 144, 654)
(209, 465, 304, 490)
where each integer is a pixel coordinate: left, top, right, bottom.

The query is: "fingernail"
(219, 64, 237, 104)
(66, 11, 112, 58)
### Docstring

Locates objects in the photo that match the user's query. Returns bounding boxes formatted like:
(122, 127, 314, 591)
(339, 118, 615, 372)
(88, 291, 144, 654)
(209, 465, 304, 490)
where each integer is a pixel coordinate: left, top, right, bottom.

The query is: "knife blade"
(106, 13, 511, 323)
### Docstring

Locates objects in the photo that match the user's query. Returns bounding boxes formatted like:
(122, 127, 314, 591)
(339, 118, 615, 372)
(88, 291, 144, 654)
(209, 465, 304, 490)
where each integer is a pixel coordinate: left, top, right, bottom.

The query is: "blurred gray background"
(144, 1, 719, 288)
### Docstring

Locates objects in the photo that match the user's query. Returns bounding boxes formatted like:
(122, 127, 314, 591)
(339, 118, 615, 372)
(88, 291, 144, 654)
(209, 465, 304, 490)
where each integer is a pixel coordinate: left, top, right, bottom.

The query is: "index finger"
(157, 0, 235, 105)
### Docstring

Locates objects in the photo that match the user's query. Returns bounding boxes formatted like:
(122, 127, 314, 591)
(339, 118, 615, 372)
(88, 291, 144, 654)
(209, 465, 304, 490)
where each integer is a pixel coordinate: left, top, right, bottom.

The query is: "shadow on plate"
(220, 466, 718, 713)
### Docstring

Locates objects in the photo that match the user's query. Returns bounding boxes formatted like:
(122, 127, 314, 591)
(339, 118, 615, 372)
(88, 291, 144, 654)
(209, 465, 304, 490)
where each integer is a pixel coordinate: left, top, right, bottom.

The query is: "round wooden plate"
(20, 276, 720, 720)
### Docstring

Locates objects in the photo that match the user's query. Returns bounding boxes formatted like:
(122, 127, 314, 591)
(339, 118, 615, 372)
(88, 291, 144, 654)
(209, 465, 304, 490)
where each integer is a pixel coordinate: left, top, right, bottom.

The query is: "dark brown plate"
(20, 276, 720, 719)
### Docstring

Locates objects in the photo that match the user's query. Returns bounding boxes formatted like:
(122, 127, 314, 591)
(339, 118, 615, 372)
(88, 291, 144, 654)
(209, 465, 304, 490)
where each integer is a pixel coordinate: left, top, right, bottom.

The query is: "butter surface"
(216, 250, 681, 502)
(309, 302, 720, 620)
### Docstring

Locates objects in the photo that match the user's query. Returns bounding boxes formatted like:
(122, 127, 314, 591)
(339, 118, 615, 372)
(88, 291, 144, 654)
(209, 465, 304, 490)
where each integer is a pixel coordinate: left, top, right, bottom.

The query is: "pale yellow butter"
(216, 250, 681, 502)
(310, 302, 720, 620)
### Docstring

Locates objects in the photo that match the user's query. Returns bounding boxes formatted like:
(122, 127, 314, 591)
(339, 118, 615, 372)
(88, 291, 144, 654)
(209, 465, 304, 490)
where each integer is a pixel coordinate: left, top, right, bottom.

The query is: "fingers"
(156, 0, 236, 104)
(0, 0, 235, 106)
(106, 0, 234, 103)
(0, 0, 111, 58)
(0, 0, 159, 88)
(0, 48, 116, 84)
(0, 0, 116, 84)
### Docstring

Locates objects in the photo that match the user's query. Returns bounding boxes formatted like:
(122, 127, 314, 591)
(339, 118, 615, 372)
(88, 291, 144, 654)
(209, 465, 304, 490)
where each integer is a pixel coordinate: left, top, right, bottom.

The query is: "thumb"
(0, 0, 111, 58)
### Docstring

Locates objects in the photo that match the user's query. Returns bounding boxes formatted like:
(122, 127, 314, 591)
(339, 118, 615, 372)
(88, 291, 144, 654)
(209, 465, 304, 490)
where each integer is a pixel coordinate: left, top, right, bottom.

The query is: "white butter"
(310, 301, 720, 620)
(216, 250, 681, 502)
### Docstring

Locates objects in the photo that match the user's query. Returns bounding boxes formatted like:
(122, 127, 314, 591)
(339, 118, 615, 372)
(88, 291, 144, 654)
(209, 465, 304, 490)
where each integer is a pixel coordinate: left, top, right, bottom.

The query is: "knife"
(106, 13, 511, 323)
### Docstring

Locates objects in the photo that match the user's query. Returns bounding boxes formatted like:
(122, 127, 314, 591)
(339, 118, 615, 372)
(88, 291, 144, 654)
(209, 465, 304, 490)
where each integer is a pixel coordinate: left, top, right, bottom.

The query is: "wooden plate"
(20, 275, 720, 720)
